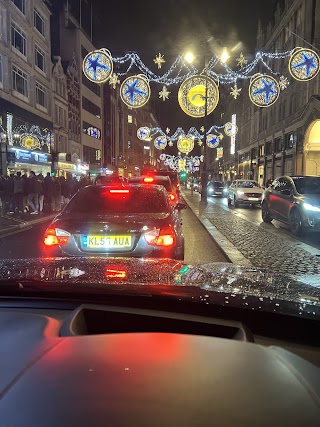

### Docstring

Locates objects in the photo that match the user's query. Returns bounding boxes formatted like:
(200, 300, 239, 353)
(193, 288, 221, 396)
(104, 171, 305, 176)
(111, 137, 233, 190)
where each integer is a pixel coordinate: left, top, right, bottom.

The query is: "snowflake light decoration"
(236, 52, 248, 68)
(279, 75, 289, 91)
(230, 84, 242, 99)
(166, 127, 170, 134)
(153, 53, 166, 69)
(200, 126, 205, 133)
(168, 141, 174, 147)
(198, 140, 203, 146)
(109, 73, 120, 89)
(159, 86, 170, 101)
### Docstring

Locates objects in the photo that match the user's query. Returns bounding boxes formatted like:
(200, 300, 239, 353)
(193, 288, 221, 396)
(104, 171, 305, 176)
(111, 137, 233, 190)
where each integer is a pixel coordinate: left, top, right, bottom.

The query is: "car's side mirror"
(175, 202, 187, 210)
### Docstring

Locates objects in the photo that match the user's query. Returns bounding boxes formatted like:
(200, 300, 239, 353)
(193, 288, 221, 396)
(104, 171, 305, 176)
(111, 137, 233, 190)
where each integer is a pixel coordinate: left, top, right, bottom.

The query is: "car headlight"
(303, 203, 320, 212)
(237, 191, 244, 195)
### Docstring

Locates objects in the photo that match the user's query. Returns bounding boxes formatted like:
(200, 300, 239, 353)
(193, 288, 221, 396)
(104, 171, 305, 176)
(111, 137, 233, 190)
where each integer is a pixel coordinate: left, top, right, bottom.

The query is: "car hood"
(0, 258, 319, 320)
(302, 194, 320, 205)
(239, 187, 264, 193)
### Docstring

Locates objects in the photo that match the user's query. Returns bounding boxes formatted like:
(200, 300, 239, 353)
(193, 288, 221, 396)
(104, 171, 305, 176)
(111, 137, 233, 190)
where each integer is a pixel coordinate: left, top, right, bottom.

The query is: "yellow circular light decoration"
(120, 74, 151, 108)
(177, 136, 194, 154)
(20, 133, 41, 150)
(224, 122, 238, 137)
(178, 75, 219, 118)
(83, 49, 113, 84)
(249, 74, 280, 108)
(289, 48, 320, 82)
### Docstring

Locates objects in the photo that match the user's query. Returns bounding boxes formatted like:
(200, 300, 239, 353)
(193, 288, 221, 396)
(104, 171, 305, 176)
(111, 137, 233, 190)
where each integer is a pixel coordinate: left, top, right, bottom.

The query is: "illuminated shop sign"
(12, 149, 48, 164)
(230, 114, 236, 155)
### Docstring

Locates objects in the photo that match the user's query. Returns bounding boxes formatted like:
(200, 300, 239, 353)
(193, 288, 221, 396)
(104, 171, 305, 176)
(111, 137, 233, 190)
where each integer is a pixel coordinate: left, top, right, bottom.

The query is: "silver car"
(227, 180, 264, 207)
(43, 184, 186, 259)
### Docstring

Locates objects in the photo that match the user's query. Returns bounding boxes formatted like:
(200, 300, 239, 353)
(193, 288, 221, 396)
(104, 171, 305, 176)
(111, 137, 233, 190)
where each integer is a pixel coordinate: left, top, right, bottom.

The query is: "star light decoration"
(153, 53, 166, 69)
(279, 75, 289, 91)
(249, 75, 280, 108)
(200, 126, 205, 133)
(109, 73, 120, 89)
(120, 75, 150, 108)
(159, 85, 170, 101)
(168, 141, 174, 147)
(236, 52, 248, 68)
(230, 84, 242, 99)
(82, 49, 113, 83)
(166, 127, 170, 134)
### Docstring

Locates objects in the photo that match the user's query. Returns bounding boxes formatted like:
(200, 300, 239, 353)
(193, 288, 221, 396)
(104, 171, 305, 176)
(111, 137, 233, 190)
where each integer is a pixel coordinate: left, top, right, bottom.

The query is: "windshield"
(64, 186, 170, 214)
(236, 181, 260, 188)
(0, 0, 319, 325)
(292, 177, 320, 195)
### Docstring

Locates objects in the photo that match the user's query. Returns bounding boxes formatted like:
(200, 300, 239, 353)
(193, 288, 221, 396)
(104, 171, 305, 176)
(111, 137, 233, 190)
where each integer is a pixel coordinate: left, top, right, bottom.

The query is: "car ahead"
(129, 175, 178, 205)
(228, 179, 264, 207)
(207, 181, 224, 197)
(95, 174, 127, 185)
(261, 175, 320, 236)
(43, 184, 186, 260)
(153, 170, 182, 201)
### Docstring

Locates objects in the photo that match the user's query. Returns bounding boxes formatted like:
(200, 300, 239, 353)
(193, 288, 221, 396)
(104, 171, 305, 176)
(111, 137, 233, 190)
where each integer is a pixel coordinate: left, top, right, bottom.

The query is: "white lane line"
(0, 227, 32, 238)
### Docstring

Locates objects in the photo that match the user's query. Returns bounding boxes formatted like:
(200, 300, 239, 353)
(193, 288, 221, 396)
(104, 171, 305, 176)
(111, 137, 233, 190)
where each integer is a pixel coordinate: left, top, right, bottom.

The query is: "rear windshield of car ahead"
(292, 177, 320, 194)
(65, 186, 170, 214)
(155, 172, 178, 185)
(129, 178, 172, 191)
(237, 181, 260, 188)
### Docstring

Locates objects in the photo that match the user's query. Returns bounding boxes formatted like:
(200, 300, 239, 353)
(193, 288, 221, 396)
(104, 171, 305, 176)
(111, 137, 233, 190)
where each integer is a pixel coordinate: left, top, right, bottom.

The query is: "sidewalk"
(181, 190, 251, 266)
(0, 211, 56, 236)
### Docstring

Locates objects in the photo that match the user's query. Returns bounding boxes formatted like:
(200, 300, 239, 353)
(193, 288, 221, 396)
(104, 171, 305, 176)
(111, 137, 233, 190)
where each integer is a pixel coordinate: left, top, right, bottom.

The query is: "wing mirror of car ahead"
(175, 202, 187, 210)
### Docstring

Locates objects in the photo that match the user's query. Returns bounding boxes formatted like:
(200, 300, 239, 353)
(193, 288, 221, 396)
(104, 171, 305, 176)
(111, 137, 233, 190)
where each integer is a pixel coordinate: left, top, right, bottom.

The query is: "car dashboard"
(1, 295, 320, 426)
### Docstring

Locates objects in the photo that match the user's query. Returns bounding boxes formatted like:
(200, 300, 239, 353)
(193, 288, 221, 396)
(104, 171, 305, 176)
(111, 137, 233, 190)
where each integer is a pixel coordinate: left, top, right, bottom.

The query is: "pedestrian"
(27, 171, 39, 214)
(43, 172, 53, 213)
(37, 173, 45, 214)
(22, 173, 29, 212)
(52, 177, 61, 211)
(13, 171, 24, 213)
(266, 177, 273, 187)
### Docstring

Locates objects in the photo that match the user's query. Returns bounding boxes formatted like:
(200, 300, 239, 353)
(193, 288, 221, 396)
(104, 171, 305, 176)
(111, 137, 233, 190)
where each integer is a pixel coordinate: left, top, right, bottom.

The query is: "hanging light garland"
(82, 47, 320, 112)
(159, 154, 204, 173)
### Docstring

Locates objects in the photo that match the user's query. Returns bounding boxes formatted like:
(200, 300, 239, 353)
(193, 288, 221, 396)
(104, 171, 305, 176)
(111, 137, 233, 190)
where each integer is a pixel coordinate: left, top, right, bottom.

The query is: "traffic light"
(180, 171, 187, 181)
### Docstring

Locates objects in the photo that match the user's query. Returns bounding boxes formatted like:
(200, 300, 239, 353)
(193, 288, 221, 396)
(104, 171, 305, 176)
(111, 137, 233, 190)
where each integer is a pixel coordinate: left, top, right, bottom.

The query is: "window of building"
(285, 133, 294, 149)
(128, 115, 132, 123)
(36, 81, 46, 107)
(81, 45, 88, 59)
(12, 64, 28, 96)
(11, 0, 25, 15)
(259, 145, 265, 157)
(83, 121, 101, 139)
(11, 22, 26, 56)
(266, 141, 273, 155)
(35, 45, 45, 72)
(81, 74, 101, 96)
(83, 145, 101, 165)
(275, 137, 283, 152)
(82, 96, 101, 117)
(0, 54, 3, 86)
(34, 9, 44, 35)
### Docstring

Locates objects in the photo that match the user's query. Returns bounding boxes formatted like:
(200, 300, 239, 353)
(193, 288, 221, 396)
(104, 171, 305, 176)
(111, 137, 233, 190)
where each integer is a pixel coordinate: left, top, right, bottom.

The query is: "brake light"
(143, 177, 154, 183)
(144, 227, 175, 247)
(168, 192, 176, 202)
(106, 268, 127, 279)
(44, 227, 70, 246)
(109, 189, 130, 194)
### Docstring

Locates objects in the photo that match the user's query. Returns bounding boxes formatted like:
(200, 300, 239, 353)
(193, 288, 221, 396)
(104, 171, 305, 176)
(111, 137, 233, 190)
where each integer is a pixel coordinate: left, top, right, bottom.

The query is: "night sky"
(90, 0, 277, 143)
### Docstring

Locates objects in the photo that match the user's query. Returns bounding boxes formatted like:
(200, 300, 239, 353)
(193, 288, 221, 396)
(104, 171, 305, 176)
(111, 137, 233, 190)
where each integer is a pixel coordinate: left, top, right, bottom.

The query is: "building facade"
(0, 0, 53, 175)
(239, 0, 320, 184)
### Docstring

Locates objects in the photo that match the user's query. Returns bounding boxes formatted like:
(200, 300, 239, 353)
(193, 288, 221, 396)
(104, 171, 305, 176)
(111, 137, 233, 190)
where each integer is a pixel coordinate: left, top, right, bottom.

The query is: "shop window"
(11, 22, 26, 56)
(12, 64, 28, 97)
(83, 120, 101, 139)
(34, 9, 44, 35)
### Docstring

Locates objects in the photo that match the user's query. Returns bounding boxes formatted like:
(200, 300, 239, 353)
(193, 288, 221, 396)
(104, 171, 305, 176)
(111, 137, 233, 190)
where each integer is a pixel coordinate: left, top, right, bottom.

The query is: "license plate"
(84, 235, 132, 248)
(216, 192, 222, 194)
(248, 197, 259, 201)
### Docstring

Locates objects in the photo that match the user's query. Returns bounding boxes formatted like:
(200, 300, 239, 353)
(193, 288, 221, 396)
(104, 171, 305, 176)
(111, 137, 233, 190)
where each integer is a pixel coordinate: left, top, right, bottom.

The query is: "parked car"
(207, 181, 224, 197)
(261, 175, 320, 235)
(227, 180, 264, 207)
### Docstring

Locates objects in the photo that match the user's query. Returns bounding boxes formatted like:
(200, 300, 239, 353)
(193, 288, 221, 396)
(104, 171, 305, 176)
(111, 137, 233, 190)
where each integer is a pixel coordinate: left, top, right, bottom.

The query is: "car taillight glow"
(44, 227, 70, 246)
(109, 189, 130, 194)
(144, 227, 175, 247)
(106, 268, 127, 279)
(168, 192, 176, 202)
(143, 177, 154, 183)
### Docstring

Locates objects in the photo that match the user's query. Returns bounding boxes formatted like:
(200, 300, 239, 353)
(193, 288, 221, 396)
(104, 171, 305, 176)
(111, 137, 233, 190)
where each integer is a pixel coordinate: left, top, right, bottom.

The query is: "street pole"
(200, 55, 209, 203)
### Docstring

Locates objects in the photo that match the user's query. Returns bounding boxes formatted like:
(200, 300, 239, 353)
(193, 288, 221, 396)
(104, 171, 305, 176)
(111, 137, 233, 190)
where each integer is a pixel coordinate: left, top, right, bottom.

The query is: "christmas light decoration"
(120, 74, 150, 108)
(177, 135, 194, 154)
(236, 52, 248, 68)
(206, 134, 220, 148)
(224, 121, 238, 137)
(289, 48, 320, 81)
(166, 127, 170, 134)
(154, 136, 167, 150)
(109, 73, 120, 89)
(249, 74, 280, 108)
(83, 49, 113, 83)
(137, 127, 150, 140)
(159, 85, 170, 101)
(153, 53, 165, 69)
(278, 75, 289, 90)
(230, 84, 242, 99)
(178, 75, 219, 117)
(20, 134, 42, 150)
(159, 154, 204, 173)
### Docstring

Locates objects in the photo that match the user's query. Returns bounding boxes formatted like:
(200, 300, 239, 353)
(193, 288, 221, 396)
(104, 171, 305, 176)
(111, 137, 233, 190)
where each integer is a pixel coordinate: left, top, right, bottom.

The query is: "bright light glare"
(221, 48, 230, 63)
(185, 52, 195, 64)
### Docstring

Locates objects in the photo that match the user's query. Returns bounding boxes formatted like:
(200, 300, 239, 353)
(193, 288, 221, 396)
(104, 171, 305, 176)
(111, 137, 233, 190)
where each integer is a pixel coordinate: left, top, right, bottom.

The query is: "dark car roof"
(129, 175, 173, 190)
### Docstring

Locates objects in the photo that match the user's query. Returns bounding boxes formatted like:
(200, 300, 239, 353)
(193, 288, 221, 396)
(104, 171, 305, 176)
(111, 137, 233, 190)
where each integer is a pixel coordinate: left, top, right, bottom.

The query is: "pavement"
(181, 189, 320, 287)
(0, 211, 56, 236)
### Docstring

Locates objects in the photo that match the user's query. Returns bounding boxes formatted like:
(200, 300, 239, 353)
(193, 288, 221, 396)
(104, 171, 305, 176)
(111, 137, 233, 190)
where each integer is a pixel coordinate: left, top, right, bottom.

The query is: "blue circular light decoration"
(82, 49, 113, 84)
(206, 134, 220, 148)
(289, 48, 320, 82)
(120, 74, 150, 108)
(137, 127, 150, 140)
(159, 153, 166, 160)
(249, 74, 280, 108)
(154, 136, 167, 150)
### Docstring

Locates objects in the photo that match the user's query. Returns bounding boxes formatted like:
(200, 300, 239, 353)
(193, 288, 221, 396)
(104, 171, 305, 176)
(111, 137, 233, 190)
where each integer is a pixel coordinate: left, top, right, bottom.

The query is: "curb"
(0, 213, 56, 236)
(181, 190, 252, 266)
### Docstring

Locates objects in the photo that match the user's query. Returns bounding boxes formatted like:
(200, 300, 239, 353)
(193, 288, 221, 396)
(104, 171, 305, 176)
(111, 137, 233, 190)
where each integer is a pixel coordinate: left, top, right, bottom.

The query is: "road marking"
(0, 227, 32, 238)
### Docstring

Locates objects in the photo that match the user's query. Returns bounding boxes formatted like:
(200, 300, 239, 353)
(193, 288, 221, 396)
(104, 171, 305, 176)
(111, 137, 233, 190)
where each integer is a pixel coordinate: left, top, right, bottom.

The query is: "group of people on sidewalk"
(0, 172, 92, 215)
